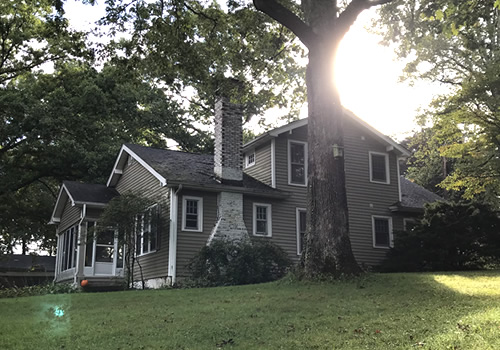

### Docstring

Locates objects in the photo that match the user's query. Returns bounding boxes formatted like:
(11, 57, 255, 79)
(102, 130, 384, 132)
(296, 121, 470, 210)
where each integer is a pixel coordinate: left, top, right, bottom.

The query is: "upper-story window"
(245, 151, 255, 168)
(182, 196, 203, 232)
(288, 140, 308, 186)
(369, 151, 390, 184)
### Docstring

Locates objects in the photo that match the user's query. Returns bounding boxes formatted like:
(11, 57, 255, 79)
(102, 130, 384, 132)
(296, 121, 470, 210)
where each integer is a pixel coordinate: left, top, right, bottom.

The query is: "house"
(50, 96, 438, 288)
(0, 254, 56, 288)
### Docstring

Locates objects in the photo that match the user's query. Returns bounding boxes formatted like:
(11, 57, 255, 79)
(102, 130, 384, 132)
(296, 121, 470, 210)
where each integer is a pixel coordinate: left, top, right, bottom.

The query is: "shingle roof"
(124, 144, 285, 197)
(63, 181, 119, 204)
(400, 176, 442, 209)
(0, 255, 56, 272)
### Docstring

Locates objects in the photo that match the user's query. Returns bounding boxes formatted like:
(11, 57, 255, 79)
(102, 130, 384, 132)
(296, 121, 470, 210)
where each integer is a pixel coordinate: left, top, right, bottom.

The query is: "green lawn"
(1, 271, 499, 349)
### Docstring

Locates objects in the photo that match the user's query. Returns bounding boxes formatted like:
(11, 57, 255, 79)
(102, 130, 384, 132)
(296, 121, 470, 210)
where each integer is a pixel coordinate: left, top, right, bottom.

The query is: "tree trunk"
(302, 43, 361, 277)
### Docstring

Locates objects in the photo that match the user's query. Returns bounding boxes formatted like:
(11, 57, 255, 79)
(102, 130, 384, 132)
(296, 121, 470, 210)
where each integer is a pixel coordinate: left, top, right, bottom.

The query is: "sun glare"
(335, 10, 440, 140)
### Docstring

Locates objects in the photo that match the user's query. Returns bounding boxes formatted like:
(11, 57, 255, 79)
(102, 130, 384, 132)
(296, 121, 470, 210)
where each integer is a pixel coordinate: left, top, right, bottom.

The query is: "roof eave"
(166, 181, 290, 199)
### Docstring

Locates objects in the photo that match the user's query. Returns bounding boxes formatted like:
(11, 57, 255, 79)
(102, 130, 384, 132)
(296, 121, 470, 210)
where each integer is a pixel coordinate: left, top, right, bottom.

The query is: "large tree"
(253, 0, 395, 276)
(377, 1, 500, 205)
(97, 0, 395, 276)
(0, 62, 212, 253)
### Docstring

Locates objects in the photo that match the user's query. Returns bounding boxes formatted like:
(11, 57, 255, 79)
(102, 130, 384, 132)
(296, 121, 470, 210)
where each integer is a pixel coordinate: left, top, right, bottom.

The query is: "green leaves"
(100, 1, 306, 124)
(0, 0, 90, 85)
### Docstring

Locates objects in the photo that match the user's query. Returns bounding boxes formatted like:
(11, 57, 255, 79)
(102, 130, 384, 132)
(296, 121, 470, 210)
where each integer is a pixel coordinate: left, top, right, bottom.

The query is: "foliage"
(377, 1, 500, 205)
(0, 0, 89, 84)
(0, 282, 78, 299)
(98, 0, 307, 124)
(400, 121, 462, 199)
(0, 61, 209, 253)
(0, 181, 57, 254)
(382, 201, 500, 272)
(97, 192, 163, 288)
(1, 271, 500, 349)
(188, 239, 291, 287)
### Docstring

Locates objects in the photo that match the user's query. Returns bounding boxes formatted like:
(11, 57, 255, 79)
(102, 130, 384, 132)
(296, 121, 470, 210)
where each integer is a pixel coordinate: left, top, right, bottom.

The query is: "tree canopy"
(377, 0, 500, 204)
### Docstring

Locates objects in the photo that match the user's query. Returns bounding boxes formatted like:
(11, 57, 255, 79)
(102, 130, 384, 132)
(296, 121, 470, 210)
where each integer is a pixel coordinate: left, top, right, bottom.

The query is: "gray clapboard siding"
(343, 117, 400, 265)
(175, 189, 218, 278)
(115, 155, 170, 281)
(58, 198, 81, 234)
(242, 121, 402, 266)
(244, 144, 272, 186)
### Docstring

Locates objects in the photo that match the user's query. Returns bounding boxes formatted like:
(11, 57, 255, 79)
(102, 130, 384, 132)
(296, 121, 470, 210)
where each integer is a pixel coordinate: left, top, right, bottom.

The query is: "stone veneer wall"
(214, 96, 243, 182)
(208, 191, 249, 243)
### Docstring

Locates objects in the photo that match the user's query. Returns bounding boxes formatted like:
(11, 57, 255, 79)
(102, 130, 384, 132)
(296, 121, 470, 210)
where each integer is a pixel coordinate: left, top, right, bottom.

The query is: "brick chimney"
(214, 96, 243, 182)
(208, 95, 249, 244)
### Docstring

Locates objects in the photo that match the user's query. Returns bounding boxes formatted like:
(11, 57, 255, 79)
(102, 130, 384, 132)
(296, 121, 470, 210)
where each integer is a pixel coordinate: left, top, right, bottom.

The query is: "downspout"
(271, 138, 276, 188)
(396, 157, 402, 202)
(53, 234, 60, 282)
(168, 185, 182, 286)
(74, 204, 87, 286)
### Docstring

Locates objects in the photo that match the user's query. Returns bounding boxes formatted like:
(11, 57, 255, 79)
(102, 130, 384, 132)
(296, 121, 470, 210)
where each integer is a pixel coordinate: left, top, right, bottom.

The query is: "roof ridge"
(125, 143, 212, 157)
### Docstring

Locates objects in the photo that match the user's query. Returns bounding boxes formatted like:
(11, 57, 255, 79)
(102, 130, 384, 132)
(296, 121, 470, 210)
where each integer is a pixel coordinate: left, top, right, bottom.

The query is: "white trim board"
(106, 145, 167, 187)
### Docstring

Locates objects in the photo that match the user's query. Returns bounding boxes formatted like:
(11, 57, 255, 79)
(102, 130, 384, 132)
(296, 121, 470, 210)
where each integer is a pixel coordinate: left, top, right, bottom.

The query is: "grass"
(0, 271, 499, 349)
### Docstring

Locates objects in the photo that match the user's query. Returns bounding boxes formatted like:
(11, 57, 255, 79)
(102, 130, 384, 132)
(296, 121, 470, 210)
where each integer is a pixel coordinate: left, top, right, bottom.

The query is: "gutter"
(165, 181, 290, 199)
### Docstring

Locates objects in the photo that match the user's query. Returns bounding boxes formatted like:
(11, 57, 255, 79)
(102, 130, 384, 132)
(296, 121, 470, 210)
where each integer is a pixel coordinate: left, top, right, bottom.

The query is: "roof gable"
(243, 109, 410, 157)
(107, 144, 167, 187)
(50, 181, 119, 224)
(108, 144, 286, 197)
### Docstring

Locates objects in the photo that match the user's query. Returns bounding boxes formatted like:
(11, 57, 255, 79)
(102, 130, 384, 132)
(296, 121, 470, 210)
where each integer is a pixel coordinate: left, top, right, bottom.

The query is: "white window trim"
(288, 140, 308, 187)
(372, 215, 394, 249)
(136, 204, 158, 257)
(182, 196, 203, 232)
(403, 218, 416, 231)
(245, 150, 256, 168)
(252, 203, 272, 237)
(369, 151, 390, 184)
(296, 208, 306, 256)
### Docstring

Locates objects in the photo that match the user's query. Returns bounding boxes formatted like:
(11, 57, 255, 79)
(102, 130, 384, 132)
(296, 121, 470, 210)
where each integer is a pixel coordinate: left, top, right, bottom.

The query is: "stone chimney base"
(208, 192, 249, 244)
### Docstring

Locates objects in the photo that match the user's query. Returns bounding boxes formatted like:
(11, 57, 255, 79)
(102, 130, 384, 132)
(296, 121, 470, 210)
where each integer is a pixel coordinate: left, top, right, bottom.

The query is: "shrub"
(0, 282, 79, 299)
(188, 239, 291, 287)
(382, 201, 500, 272)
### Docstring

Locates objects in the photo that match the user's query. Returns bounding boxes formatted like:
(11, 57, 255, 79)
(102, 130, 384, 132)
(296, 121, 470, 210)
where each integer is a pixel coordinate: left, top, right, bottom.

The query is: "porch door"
(94, 229, 116, 275)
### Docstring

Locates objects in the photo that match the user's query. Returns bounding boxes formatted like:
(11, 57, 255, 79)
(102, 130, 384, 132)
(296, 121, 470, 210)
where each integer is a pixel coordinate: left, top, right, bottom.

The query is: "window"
(182, 196, 203, 232)
(288, 141, 307, 186)
(136, 204, 159, 256)
(403, 218, 416, 232)
(372, 216, 393, 248)
(369, 152, 389, 184)
(253, 203, 272, 237)
(60, 225, 77, 271)
(296, 208, 306, 255)
(246, 151, 255, 168)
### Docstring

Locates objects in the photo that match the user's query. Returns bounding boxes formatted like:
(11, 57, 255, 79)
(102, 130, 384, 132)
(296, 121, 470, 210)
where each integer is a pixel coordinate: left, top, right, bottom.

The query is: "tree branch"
(337, 0, 393, 37)
(253, 0, 318, 49)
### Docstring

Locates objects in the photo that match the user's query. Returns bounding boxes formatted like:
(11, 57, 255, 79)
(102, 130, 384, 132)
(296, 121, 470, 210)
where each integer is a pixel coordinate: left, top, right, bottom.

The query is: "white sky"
(63, 1, 440, 141)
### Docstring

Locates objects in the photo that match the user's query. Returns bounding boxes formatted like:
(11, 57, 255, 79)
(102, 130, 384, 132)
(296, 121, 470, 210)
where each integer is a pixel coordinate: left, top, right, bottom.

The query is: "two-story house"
(50, 96, 438, 288)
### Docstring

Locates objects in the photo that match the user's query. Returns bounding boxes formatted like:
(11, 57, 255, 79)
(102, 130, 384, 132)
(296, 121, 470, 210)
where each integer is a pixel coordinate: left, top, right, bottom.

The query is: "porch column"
(74, 222, 87, 285)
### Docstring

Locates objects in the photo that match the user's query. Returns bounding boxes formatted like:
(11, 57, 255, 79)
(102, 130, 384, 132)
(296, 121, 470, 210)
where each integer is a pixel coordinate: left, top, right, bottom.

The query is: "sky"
(63, 1, 441, 141)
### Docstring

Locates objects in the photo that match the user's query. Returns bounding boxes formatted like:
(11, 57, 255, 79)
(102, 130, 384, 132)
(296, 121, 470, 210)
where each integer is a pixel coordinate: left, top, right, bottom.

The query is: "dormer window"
(288, 141, 308, 186)
(245, 151, 255, 168)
